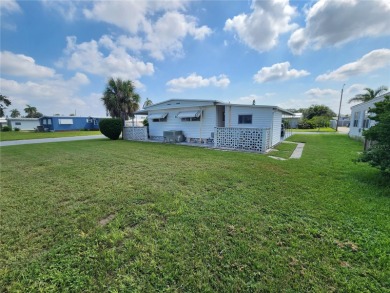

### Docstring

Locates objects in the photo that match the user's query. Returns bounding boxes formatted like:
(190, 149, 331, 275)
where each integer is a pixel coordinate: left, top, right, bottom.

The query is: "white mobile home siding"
(227, 106, 273, 128)
(271, 110, 282, 146)
(148, 106, 217, 140)
(349, 96, 384, 140)
(7, 118, 40, 130)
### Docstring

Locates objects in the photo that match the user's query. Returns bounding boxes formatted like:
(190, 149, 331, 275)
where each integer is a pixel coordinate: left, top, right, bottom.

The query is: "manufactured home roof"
(135, 99, 294, 115)
(350, 92, 389, 109)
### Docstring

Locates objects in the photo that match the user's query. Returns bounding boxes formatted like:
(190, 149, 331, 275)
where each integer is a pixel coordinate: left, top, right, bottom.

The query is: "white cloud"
(0, 51, 56, 78)
(62, 36, 154, 81)
(83, 1, 210, 60)
(0, 0, 21, 15)
(289, 0, 390, 54)
(316, 49, 390, 81)
(0, 71, 92, 116)
(253, 62, 309, 83)
(305, 88, 339, 97)
(40, 0, 77, 21)
(224, 0, 297, 52)
(166, 73, 230, 92)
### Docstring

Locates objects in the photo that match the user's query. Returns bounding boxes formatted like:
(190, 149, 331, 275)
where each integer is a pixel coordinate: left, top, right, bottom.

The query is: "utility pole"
(336, 84, 345, 132)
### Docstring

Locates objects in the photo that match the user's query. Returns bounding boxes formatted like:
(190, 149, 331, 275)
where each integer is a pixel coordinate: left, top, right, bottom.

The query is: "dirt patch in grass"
(99, 214, 115, 226)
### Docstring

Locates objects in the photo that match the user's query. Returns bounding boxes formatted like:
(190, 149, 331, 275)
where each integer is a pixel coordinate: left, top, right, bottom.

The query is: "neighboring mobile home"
(7, 118, 40, 131)
(39, 116, 101, 131)
(349, 93, 388, 141)
(282, 113, 302, 129)
(136, 99, 292, 150)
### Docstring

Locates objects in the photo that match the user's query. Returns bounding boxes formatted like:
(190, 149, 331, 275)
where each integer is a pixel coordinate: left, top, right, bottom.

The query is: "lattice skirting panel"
(123, 127, 148, 141)
(214, 127, 270, 153)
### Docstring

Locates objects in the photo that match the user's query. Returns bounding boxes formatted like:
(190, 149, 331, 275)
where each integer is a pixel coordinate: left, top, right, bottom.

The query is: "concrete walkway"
(0, 135, 106, 147)
(290, 143, 305, 159)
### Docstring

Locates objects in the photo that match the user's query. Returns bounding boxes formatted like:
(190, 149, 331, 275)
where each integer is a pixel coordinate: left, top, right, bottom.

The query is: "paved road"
(0, 135, 106, 147)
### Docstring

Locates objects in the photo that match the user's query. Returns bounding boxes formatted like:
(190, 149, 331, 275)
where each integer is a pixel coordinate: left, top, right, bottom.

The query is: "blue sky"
(1, 0, 389, 117)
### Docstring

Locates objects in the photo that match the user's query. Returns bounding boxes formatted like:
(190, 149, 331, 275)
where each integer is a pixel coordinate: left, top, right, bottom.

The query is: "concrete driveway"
(0, 134, 106, 147)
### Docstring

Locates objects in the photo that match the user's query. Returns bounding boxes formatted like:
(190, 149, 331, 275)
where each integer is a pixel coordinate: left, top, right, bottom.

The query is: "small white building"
(135, 99, 292, 152)
(283, 113, 302, 128)
(7, 118, 40, 131)
(349, 93, 387, 141)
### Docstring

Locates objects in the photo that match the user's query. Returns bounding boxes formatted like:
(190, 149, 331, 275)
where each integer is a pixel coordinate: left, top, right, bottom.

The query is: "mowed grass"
(0, 130, 102, 141)
(292, 127, 336, 132)
(1, 135, 389, 292)
(266, 142, 297, 159)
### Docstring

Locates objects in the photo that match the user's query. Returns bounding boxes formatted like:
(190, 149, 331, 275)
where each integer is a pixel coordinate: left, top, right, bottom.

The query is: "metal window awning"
(148, 113, 168, 119)
(177, 111, 201, 118)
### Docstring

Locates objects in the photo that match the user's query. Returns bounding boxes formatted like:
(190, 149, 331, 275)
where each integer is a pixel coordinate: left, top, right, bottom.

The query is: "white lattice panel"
(214, 127, 270, 152)
(123, 127, 148, 141)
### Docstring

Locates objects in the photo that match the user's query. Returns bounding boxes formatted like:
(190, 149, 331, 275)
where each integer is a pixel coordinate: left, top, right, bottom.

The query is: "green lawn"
(0, 130, 102, 141)
(1, 135, 389, 292)
(266, 142, 297, 159)
(291, 127, 336, 132)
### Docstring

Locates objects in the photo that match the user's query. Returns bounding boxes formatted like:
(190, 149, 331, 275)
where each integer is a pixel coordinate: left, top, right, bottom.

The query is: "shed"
(7, 118, 40, 131)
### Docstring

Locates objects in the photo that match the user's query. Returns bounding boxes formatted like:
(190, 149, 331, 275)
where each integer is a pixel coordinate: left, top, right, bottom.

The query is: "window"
(15, 122, 21, 125)
(238, 115, 252, 124)
(58, 119, 73, 125)
(152, 117, 167, 122)
(353, 112, 360, 127)
(47, 119, 52, 125)
(94, 119, 98, 125)
(362, 111, 370, 128)
(177, 111, 201, 122)
(181, 117, 200, 122)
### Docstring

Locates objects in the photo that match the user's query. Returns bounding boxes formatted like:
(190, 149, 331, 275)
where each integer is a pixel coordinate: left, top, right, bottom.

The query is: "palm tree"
(102, 78, 141, 125)
(10, 109, 20, 118)
(0, 94, 11, 117)
(24, 105, 38, 118)
(143, 98, 153, 108)
(348, 86, 388, 104)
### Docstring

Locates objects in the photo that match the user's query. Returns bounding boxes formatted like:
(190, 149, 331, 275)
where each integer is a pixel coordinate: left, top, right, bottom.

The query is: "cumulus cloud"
(83, 1, 210, 60)
(289, 0, 390, 54)
(0, 51, 55, 78)
(40, 0, 78, 21)
(0, 0, 21, 15)
(0, 71, 92, 116)
(305, 88, 339, 97)
(62, 36, 154, 81)
(316, 49, 390, 81)
(166, 73, 230, 92)
(224, 0, 297, 52)
(253, 62, 309, 83)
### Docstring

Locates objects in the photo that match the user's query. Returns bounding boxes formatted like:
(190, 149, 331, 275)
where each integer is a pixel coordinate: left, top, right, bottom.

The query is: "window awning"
(177, 111, 201, 118)
(148, 113, 168, 119)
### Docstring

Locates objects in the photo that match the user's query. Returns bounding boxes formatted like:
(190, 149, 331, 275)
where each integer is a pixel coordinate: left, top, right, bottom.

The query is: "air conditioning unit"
(163, 130, 185, 143)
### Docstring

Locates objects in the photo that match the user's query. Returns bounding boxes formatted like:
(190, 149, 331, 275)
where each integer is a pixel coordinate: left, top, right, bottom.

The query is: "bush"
(1, 125, 11, 132)
(297, 119, 316, 129)
(14, 127, 20, 131)
(99, 118, 122, 140)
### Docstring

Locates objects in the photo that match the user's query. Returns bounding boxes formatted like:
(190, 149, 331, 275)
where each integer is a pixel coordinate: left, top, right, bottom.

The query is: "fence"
(214, 127, 270, 153)
(123, 126, 148, 141)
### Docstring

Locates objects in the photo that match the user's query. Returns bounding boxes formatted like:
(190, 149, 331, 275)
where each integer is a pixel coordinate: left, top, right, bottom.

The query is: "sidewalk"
(0, 135, 106, 147)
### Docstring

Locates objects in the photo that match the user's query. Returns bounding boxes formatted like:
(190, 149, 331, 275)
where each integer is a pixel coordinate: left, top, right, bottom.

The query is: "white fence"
(123, 126, 148, 141)
(214, 127, 270, 153)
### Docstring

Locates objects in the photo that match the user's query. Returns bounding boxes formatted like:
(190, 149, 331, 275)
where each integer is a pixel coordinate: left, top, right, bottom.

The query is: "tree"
(102, 78, 141, 125)
(24, 105, 43, 118)
(303, 105, 336, 120)
(143, 98, 153, 108)
(10, 109, 20, 118)
(348, 86, 388, 104)
(0, 94, 11, 117)
(358, 95, 390, 176)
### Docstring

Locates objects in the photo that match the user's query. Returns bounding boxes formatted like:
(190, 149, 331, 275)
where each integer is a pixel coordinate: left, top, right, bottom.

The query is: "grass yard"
(1, 135, 389, 292)
(0, 130, 102, 141)
(291, 127, 336, 132)
(266, 142, 297, 159)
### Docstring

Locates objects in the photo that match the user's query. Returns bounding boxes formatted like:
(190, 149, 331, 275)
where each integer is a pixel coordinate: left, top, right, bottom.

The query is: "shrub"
(1, 125, 11, 132)
(297, 119, 316, 129)
(99, 118, 122, 140)
(14, 127, 20, 131)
